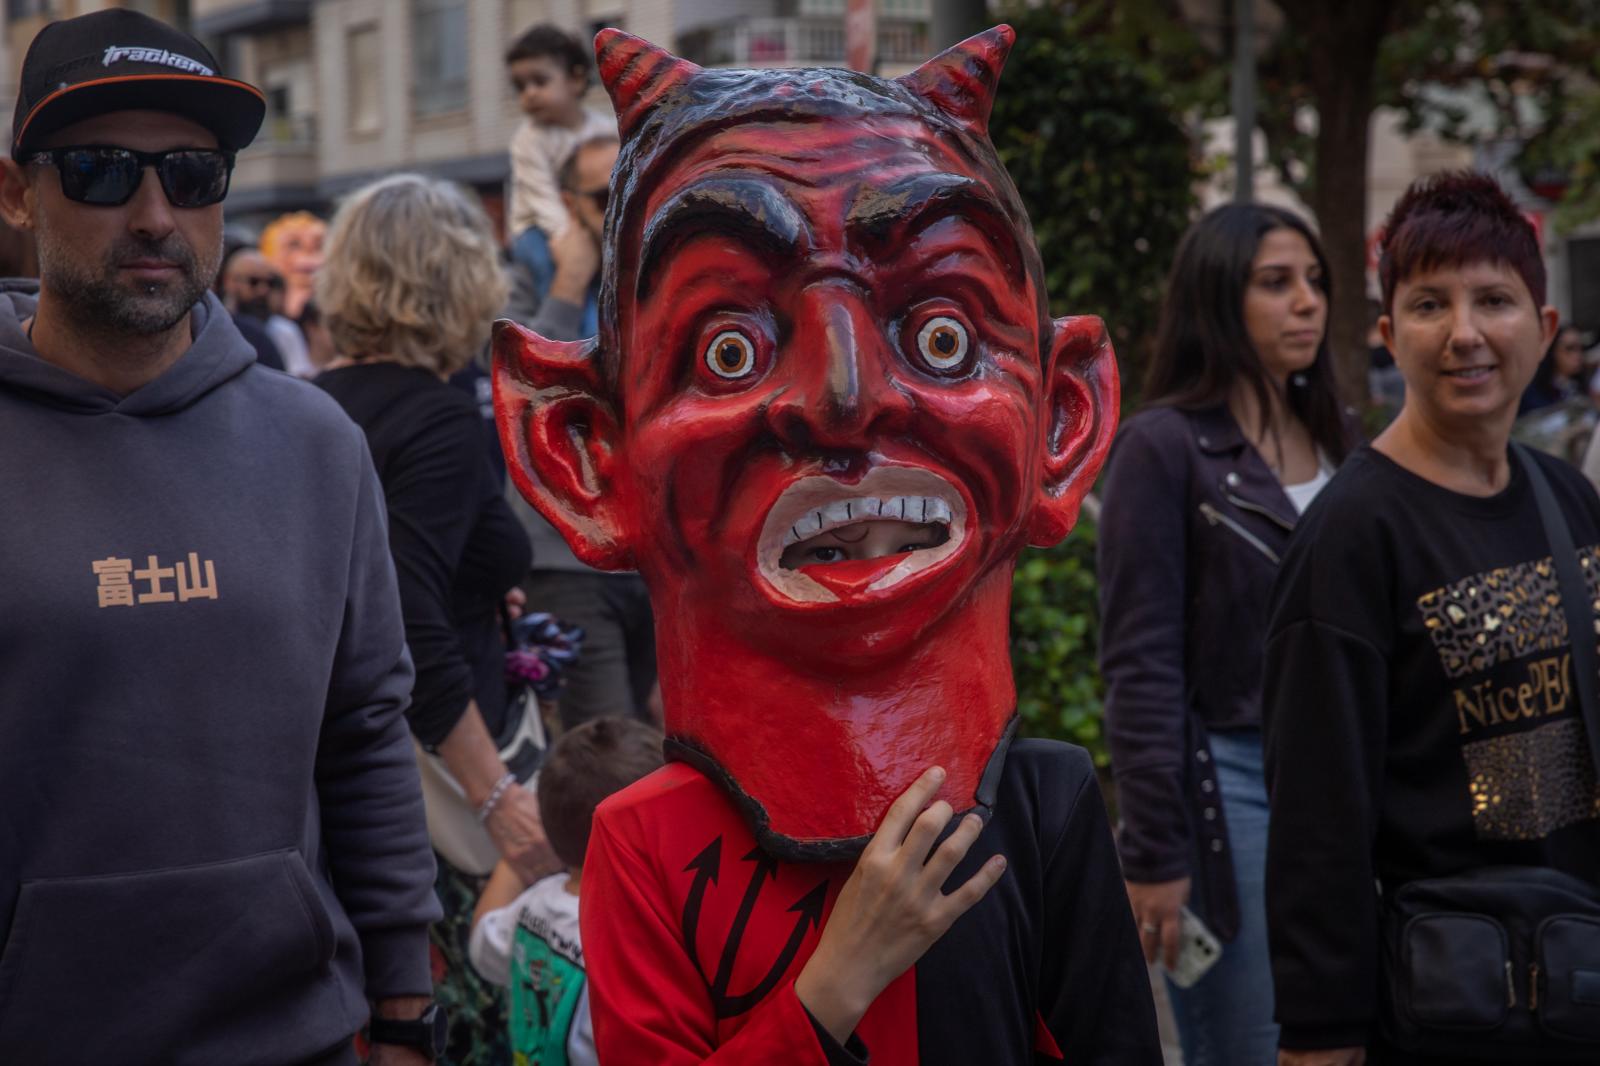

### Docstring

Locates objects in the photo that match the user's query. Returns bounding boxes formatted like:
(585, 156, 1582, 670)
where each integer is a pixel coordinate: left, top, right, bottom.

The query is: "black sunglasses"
(27, 146, 236, 208)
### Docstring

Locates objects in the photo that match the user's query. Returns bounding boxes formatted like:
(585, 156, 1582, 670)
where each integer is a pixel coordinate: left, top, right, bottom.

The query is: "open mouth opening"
(758, 469, 968, 604)
(779, 509, 952, 569)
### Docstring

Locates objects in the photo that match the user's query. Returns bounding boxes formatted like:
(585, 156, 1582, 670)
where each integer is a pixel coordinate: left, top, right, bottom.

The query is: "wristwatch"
(367, 1001, 448, 1061)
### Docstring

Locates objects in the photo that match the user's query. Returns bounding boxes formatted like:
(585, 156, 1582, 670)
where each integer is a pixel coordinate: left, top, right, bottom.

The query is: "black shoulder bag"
(1378, 446, 1600, 1060)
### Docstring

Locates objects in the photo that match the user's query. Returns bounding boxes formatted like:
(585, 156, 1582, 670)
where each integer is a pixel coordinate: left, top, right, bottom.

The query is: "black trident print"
(680, 835, 830, 1019)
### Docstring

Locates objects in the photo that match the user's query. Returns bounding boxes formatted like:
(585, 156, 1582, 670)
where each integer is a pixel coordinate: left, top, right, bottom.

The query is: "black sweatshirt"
(318, 363, 532, 746)
(1263, 444, 1600, 1050)
(0, 285, 440, 1063)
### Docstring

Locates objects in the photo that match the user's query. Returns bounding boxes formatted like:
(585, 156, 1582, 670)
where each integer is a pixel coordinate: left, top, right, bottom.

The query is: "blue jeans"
(511, 225, 599, 335)
(1165, 729, 1279, 1066)
(511, 225, 555, 302)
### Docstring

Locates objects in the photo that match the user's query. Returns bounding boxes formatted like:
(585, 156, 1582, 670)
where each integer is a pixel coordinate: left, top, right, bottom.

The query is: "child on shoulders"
(504, 24, 617, 307)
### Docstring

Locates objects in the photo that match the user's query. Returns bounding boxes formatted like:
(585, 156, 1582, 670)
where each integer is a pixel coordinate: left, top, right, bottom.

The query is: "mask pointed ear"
(492, 320, 634, 570)
(595, 28, 702, 141)
(1028, 315, 1120, 547)
(894, 24, 1015, 139)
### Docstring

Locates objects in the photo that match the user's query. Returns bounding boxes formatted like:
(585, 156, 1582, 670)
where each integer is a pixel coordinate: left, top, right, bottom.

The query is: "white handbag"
(413, 691, 548, 876)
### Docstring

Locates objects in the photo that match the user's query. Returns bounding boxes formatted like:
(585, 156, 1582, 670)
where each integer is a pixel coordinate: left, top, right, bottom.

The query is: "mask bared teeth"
(757, 467, 969, 605)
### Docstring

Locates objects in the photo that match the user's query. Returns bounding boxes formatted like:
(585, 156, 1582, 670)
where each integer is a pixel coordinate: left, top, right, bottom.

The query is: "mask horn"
(894, 24, 1015, 139)
(595, 28, 702, 140)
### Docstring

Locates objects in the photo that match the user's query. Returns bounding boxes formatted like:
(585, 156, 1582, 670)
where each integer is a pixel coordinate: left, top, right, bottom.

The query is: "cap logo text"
(101, 45, 214, 77)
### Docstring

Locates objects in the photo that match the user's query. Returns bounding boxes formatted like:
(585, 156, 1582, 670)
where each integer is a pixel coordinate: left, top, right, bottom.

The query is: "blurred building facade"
(1, 0, 1592, 332)
(0, 0, 930, 235)
(1200, 109, 1597, 330)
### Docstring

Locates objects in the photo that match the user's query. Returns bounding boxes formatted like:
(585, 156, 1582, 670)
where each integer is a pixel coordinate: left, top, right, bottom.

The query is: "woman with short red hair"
(1263, 172, 1600, 1065)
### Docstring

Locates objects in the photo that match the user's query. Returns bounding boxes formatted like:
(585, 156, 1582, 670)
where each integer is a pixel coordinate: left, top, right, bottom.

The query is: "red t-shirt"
(579, 740, 1163, 1065)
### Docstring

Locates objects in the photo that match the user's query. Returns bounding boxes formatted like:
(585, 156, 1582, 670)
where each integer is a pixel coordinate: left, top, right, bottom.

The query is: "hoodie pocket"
(0, 848, 340, 1064)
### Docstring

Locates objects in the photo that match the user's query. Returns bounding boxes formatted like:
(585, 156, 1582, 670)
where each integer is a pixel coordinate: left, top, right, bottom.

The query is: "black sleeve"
(1097, 415, 1194, 882)
(803, 1009, 870, 1066)
(1262, 529, 1390, 1050)
(234, 313, 285, 371)
(384, 401, 492, 746)
(455, 467, 533, 597)
(1039, 758, 1165, 1065)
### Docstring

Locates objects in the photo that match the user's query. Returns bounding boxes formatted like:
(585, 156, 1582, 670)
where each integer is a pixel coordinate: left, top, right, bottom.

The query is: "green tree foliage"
(1374, 1, 1600, 233)
(1377, 2, 1600, 152)
(989, 2, 1198, 389)
(991, 9, 1196, 758)
(1215, 1, 1600, 391)
(1030, 1, 1600, 403)
(1536, 98, 1600, 232)
(1011, 521, 1107, 761)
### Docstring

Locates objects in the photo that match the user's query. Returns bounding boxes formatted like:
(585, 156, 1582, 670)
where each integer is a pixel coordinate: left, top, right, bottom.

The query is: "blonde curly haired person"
(316, 176, 507, 377)
(315, 173, 541, 1065)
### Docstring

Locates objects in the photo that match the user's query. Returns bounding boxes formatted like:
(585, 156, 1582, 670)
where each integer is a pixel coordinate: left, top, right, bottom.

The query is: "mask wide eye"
(915, 316, 969, 373)
(705, 329, 757, 379)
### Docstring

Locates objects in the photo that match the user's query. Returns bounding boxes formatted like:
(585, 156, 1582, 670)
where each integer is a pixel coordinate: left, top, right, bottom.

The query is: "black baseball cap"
(11, 9, 265, 159)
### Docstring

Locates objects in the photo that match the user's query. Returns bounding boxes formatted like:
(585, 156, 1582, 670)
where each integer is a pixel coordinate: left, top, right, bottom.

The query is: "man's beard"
(35, 227, 219, 337)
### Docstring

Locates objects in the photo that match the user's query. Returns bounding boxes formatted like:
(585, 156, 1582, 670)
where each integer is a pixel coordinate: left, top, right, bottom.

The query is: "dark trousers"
(524, 569, 656, 729)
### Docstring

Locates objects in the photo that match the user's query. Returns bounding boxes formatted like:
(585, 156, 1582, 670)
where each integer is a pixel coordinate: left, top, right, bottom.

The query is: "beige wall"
(1, 0, 176, 148)
(1200, 107, 1475, 297)
(3, 0, 916, 216)
(314, 0, 612, 185)
(190, 0, 246, 20)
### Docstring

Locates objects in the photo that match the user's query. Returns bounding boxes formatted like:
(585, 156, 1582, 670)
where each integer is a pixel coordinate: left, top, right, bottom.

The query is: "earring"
(1290, 372, 1308, 388)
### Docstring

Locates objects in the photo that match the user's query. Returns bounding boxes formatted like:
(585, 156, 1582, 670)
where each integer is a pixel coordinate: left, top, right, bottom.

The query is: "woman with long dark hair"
(1098, 203, 1352, 1066)
(1519, 321, 1584, 415)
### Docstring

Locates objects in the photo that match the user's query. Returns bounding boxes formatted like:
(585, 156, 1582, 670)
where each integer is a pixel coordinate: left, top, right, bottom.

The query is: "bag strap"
(1516, 442, 1600, 779)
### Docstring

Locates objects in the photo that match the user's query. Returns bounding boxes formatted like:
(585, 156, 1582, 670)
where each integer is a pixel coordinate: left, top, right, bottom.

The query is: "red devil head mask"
(495, 25, 1119, 861)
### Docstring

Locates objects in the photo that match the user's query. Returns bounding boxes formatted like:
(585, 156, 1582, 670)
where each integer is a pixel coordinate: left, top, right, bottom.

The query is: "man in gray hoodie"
(0, 11, 443, 1065)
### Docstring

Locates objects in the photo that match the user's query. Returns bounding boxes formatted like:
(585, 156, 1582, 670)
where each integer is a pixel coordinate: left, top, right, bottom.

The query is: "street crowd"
(0, 8, 1597, 1066)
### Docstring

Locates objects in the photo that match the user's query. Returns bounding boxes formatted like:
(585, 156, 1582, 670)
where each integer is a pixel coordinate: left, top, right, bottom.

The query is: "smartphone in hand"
(1163, 906, 1223, 989)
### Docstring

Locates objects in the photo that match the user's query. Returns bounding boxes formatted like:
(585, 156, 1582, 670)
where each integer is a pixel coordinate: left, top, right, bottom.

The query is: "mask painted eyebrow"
(638, 177, 811, 299)
(844, 172, 1026, 285)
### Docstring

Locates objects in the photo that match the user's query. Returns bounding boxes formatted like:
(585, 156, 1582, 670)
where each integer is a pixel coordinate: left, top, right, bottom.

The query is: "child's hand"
(794, 766, 1006, 1043)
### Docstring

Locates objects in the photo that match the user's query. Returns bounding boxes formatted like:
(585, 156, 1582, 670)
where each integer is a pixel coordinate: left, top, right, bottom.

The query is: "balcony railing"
(191, 0, 312, 38)
(678, 16, 929, 69)
(251, 113, 317, 152)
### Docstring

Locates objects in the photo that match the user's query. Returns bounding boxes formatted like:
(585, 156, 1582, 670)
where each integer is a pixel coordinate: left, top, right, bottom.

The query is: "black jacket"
(317, 364, 532, 746)
(1098, 404, 1311, 935)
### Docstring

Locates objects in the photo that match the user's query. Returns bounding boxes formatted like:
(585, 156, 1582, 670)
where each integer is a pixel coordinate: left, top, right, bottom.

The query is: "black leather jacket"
(1097, 404, 1319, 939)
